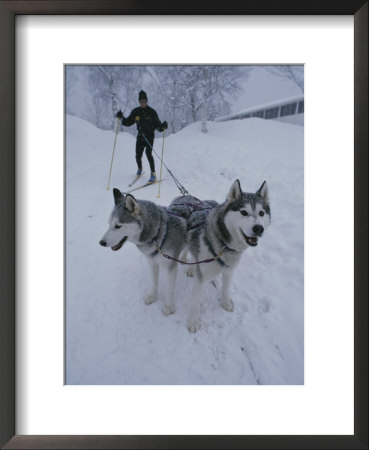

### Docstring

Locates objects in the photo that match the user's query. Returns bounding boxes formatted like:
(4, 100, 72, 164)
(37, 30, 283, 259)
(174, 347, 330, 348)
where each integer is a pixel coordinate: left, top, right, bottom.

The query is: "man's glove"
(162, 121, 168, 130)
(116, 109, 123, 119)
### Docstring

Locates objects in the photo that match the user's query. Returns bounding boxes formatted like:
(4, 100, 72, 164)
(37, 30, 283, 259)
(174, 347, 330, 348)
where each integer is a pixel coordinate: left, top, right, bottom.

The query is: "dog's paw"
(221, 298, 234, 312)
(162, 304, 176, 316)
(144, 294, 158, 305)
(187, 318, 201, 333)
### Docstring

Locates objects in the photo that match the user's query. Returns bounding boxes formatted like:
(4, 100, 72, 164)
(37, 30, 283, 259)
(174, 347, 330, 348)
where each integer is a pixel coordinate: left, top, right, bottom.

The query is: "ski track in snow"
(66, 115, 304, 385)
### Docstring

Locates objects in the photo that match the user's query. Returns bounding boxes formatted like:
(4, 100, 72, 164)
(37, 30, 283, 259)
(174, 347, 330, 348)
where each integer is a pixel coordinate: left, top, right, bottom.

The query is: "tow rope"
(141, 132, 189, 195)
(154, 241, 230, 266)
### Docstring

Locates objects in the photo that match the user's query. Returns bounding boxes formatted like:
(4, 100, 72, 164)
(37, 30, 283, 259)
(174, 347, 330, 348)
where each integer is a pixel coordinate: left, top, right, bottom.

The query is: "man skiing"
(116, 90, 167, 183)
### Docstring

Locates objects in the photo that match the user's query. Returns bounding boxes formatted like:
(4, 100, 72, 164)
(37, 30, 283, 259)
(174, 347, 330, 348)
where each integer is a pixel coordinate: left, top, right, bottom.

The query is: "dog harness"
(154, 242, 230, 266)
(153, 221, 235, 267)
(149, 216, 168, 258)
(167, 197, 214, 231)
(150, 198, 235, 266)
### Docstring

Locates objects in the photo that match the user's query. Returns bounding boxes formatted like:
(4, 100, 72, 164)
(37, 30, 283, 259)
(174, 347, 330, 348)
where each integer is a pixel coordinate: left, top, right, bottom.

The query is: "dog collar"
(220, 239, 236, 253)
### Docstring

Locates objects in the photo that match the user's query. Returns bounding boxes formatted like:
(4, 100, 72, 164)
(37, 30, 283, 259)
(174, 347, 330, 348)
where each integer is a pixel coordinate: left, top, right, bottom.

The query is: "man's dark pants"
(136, 134, 155, 173)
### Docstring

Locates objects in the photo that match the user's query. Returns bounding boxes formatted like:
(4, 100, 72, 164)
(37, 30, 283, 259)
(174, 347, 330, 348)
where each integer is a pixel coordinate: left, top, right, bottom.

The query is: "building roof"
(216, 94, 304, 122)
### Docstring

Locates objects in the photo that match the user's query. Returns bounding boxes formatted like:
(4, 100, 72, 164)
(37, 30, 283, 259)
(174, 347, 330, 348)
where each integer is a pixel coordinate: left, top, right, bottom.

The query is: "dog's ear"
(256, 181, 269, 204)
(226, 179, 242, 203)
(125, 194, 139, 214)
(113, 188, 125, 205)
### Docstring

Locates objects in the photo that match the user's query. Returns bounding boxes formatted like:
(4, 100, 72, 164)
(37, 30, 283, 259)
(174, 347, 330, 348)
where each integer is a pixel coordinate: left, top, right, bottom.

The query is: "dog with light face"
(99, 189, 187, 316)
(182, 180, 271, 332)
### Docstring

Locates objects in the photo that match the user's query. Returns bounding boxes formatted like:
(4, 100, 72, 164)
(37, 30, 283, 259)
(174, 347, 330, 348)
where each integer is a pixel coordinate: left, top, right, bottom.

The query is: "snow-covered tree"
(67, 65, 252, 133)
(266, 66, 304, 93)
(145, 65, 250, 133)
(96, 66, 124, 127)
(196, 65, 250, 133)
(65, 66, 79, 115)
(87, 66, 112, 129)
(87, 66, 144, 130)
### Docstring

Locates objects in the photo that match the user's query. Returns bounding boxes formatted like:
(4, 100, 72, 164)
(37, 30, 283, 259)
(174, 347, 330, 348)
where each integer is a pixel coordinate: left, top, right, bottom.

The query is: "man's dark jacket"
(122, 106, 165, 137)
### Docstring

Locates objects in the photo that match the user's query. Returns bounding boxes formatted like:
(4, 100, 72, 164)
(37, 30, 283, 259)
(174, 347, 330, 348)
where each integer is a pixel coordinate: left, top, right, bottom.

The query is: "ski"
(127, 179, 165, 194)
(128, 172, 145, 187)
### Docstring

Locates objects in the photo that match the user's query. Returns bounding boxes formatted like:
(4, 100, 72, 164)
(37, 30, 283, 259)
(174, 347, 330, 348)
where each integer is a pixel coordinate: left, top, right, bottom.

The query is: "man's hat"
(139, 90, 148, 101)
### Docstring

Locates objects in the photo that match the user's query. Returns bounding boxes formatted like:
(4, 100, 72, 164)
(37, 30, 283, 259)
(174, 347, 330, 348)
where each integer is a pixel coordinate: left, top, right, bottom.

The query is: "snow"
(66, 114, 304, 385)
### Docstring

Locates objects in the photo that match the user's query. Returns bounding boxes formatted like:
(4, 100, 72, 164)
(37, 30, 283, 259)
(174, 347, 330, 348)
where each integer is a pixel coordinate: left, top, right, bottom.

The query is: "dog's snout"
(252, 225, 264, 236)
(99, 239, 107, 247)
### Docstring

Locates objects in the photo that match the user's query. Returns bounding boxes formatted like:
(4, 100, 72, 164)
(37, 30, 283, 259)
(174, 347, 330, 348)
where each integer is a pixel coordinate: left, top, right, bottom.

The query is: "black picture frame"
(0, 1, 367, 449)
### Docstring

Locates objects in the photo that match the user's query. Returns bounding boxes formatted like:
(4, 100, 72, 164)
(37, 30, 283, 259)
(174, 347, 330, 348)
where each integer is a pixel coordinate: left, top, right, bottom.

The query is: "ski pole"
(106, 117, 120, 190)
(156, 128, 165, 198)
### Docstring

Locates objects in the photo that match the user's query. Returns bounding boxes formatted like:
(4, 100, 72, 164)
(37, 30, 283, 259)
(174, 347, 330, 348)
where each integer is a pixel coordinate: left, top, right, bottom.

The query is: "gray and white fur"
(99, 189, 187, 316)
(172, 180, 271, 333)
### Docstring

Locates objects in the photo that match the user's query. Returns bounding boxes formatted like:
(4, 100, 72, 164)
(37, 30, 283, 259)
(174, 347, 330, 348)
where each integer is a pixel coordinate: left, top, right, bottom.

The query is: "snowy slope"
(66, 115, 304, 385)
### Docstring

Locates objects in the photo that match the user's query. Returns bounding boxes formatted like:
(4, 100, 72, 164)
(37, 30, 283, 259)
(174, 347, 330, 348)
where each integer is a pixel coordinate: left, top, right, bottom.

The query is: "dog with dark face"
(174, 180, 271, 332)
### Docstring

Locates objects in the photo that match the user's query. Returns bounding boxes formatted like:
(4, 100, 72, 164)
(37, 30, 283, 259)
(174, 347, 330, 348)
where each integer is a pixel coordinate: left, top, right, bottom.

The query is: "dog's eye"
(115, 225, 122, 229)
(240, 210, 248, 216)
(259, 211, 265, 217)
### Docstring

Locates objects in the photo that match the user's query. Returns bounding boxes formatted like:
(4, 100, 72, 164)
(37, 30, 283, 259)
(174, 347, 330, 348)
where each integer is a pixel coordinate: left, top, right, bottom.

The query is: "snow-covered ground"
(66, 115, 304, 385)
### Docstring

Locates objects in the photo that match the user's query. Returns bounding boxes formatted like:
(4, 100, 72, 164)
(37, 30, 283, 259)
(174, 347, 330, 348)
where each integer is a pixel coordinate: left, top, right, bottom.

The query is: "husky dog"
(99, 189, 187, 316)
(175, 180, 271, 333)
